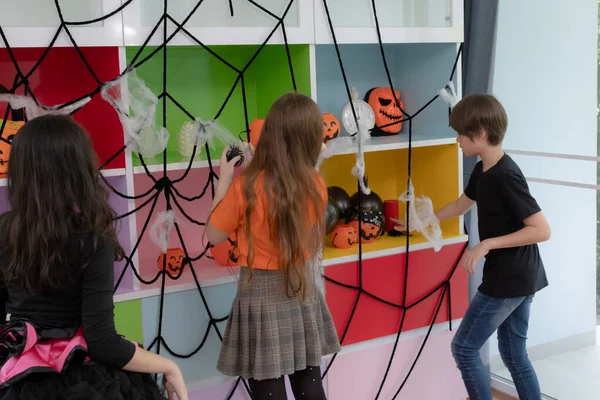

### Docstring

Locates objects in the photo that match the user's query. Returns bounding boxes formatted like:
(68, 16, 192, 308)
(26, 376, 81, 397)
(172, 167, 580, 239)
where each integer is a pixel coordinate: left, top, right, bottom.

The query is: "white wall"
(488, 0, 597, 357)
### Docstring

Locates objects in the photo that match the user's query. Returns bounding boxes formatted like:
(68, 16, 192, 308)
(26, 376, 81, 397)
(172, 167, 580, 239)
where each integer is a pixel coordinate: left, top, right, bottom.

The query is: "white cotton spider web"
(439, 81, 460, 109)
(101, 69, 169, 158)
(149, 210, 177, 254)
(177, 117, 240, 158)
(399, 178, 443, 252)
(315, 136, 352, 171)
(0, 93, 91, 120)
(352, 124, 371, 195)
(177, 118, 247, 161)
(191, 117, 238, 150)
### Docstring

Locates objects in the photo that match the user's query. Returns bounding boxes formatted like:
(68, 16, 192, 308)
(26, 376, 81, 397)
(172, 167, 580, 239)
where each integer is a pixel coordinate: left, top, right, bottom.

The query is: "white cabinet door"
(0, 0, 124, 48)
(123, 0, 314, 46)
(314, 0, 463, 44)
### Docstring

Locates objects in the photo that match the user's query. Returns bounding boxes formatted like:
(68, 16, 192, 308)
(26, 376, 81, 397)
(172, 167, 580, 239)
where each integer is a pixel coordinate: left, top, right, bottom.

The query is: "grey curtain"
(461, 0, 500, 366)
(462, 0, 499, 196)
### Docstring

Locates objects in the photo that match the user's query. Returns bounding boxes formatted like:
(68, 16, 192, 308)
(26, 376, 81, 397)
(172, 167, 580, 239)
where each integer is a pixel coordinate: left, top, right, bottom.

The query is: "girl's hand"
(219, 145, 241, 181)
(163, 364, 188, 400)
(240, 142, 255, 169)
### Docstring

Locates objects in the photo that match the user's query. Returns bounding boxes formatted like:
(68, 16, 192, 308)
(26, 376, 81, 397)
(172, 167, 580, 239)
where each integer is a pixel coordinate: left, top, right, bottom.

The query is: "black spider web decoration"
(0, 0, 469, 398)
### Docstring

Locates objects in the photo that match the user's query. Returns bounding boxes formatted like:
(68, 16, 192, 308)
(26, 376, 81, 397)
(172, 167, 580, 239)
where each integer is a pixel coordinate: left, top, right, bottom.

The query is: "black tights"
(248, 366, 327, 400)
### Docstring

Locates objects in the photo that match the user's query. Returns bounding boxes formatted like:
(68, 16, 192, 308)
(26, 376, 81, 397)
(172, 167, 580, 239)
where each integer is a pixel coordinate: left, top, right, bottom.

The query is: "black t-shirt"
(0, 231, 135, 368)
(465, 153, 548, 298)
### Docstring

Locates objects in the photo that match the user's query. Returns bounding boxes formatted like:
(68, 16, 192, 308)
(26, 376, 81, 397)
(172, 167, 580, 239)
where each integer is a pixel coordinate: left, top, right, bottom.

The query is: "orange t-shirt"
(210, 172, 328, 270)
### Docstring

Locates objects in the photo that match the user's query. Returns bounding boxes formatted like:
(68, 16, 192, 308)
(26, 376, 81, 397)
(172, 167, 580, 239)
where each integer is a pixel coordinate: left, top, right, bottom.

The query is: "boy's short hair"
(449, 94, 508, 146)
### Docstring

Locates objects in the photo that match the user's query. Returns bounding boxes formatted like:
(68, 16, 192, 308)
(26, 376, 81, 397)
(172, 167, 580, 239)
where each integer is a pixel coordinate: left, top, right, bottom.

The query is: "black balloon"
(348, 189, 384, 217)
(325, 199, 340, 234)
(327, 186, 351, 219)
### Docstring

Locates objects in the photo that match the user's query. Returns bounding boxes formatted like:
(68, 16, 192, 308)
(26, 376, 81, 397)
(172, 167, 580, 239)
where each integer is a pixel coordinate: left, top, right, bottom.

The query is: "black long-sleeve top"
(0, 232, 135, 368)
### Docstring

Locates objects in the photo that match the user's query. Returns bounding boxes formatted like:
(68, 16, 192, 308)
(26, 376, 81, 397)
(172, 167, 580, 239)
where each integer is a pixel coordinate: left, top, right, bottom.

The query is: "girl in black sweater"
(0, 115, 188, 400)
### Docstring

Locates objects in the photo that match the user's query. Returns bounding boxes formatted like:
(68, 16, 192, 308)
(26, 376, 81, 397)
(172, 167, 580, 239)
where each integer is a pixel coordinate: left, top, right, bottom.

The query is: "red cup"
(384, 199, 399, 232)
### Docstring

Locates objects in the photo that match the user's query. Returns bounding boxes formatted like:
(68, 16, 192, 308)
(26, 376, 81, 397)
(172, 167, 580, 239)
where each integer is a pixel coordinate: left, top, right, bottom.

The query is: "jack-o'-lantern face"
(248, 118, 264, 148)
(0, 120, 24, 177)
(157, 248, 187, 274)
(366, 87, 404, 135)
(210, 234, 240, 267)
(331, 224, 357, 249)
(347, 210, 385, 244)
(322, 113, 339, 143)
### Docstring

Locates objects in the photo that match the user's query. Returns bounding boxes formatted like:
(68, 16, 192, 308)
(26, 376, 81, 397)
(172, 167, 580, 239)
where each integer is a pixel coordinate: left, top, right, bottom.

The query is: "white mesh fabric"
(101, 69, 169, 158)
(399, 178, 443, 252)
(0, 93, 90, 120)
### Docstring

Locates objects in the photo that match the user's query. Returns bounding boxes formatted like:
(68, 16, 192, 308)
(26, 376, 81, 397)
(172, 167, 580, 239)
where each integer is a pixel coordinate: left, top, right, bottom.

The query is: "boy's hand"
(390, 217, 407, 232)
(462, 242, 490, 274)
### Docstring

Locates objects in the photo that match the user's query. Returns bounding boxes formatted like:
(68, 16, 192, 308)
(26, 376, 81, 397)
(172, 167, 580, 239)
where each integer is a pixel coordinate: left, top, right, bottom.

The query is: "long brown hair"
(243, 93, 325, 299)
(0, 114, 124, 292)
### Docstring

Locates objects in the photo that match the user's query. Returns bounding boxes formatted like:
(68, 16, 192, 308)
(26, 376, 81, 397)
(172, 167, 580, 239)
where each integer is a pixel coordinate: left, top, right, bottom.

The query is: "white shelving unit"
(122, 0, 315, 46)
(313, 0, 463, 44)
(0, 2, 470, 395)
(0, 0, 125, 48)
(0, 0, 466, 301)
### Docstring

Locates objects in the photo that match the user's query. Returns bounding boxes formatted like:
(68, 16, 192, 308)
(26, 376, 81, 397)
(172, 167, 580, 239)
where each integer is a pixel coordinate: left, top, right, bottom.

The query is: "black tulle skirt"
(0, 319, 165, 400)
(0, 361, 166, 400)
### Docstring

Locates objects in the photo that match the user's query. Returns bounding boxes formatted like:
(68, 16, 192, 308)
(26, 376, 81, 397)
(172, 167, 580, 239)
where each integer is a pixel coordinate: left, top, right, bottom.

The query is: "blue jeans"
(451, 291, 541, 400)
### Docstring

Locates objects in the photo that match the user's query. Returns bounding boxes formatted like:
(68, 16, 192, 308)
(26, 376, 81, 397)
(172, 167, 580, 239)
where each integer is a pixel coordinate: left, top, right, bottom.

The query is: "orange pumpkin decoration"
(157, 247, 187, 275)
(248, 118, 264, 148)
(331, 224, 357, 249)
(322, 113, 339, 143)
(0, 120, 24, 177)
(347, 209, 385, 244)
(365, 87, 404, 136)
(210, 233, 240, 267)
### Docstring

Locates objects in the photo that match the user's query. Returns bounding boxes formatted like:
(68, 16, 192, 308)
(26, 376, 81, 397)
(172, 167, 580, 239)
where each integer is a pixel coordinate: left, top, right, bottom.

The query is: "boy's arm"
(392, 193, 474, 231)
(462, 172, 551, 274)
(463, 211, 551, 274)
(435, 193, 476, 223)
(394, 161, 480, 232)
(482, 211, 551, 250)
(484, 170, 551, 249)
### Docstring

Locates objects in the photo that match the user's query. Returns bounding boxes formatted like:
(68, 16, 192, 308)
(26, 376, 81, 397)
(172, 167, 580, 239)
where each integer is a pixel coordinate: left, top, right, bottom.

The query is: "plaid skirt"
(217, 267, 341, 381)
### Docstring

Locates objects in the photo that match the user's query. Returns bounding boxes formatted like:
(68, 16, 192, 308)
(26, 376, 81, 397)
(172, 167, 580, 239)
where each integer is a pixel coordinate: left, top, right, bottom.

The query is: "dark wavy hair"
(0, 114, 124, 292)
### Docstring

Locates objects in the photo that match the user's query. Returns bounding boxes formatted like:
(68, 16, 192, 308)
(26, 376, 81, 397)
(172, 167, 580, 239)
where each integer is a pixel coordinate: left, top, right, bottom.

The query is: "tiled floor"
(492, 390, 517, 400)
(493, 327, 600, 399)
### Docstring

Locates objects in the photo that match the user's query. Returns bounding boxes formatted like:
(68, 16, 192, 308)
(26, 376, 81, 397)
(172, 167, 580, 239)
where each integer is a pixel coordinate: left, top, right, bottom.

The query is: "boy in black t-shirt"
(393, 94, 550, 400)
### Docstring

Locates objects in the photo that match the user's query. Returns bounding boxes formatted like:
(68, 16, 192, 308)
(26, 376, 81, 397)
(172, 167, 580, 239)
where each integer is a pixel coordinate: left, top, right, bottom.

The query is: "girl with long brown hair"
(206, 93, 341, 399)
(0, 115, 188, 400)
